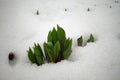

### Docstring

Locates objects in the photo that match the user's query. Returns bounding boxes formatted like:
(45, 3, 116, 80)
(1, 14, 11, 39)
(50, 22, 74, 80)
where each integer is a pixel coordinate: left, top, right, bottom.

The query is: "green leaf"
(51, 27, 57, 44)
(57, 25, 66, 46)
(63, 38, 69, 51)
(27, 47, 36, 63)
(34, 43, 44, 65)
(43, 42, 49, 62)
(87, 34, 94, 42)
(47, 42, 54, 49)
(53, 41, 61, 61)
(37, 43, 44, 59)
(77, 36, 83, 46)
(47, 31, 52, 42)
(43, 42, 54, 62)
(63, 39, 72, 59)
(37, 43, 43, 55)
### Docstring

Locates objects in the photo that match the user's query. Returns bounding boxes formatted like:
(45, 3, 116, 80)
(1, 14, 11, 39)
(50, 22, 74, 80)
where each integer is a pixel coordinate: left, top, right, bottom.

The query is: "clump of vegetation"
(27, 25, 72, 65)
(44, 25, 72, 62)
(87, 34, 94, 42)
(77, 36, 83, 46)
(36, 10, 39, 15)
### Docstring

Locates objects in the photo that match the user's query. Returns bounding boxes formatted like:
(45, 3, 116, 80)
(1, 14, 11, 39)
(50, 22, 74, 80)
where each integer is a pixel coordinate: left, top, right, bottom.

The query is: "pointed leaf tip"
(77, 36, 83, 46)
(27, 47, 36, 63)
(87, 34, 94, 42)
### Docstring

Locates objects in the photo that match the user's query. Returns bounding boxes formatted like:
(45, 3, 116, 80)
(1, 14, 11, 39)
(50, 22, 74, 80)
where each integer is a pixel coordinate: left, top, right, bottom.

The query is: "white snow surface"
(0, 0, 120, 80)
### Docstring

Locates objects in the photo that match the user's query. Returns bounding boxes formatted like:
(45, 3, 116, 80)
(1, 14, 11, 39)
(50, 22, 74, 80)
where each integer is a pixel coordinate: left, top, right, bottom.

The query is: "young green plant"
(44, 25, 72, 63)
(27, 25, 72, 65)
(87, 34, 94, 42)
(77, 36, 83, 46)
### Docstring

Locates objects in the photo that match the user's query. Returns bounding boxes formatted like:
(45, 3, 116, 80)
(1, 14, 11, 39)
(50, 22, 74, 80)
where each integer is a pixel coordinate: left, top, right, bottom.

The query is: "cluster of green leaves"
(44, 25, 72, 63)
(77, 34, 94, 46)
(27, 43, 44, 65)
(27, 25, 72, 65)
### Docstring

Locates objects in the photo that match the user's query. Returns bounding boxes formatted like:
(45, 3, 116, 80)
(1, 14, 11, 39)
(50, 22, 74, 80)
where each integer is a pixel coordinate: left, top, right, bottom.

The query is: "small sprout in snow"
(8, 52, 15, 61)
(87, 34, 94, 42)
(77, 36, 83, 46)
(87, 8, 90, 11)
(36, 10, 39, 15)
(115, 0, 119, 3)
(65, 8, 68, 11)
(109, 6, 112, 8)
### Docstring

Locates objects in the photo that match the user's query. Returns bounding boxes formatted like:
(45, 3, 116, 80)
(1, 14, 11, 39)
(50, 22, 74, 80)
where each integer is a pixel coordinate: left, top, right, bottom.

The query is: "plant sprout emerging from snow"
(44, 25, 72, 62)
(109, 6, 112, 8)
(65, 8, 68, 11)
(27, 25, 72, 65)
(36, 10, 39, 15)
(77, 36, 83, 46)
(87, 34, 94, 42)
(87, 8, 90, 11)
(115, 0, 119, 3)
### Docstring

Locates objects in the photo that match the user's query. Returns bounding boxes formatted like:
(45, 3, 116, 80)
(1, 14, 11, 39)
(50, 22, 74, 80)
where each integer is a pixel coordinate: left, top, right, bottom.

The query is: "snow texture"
(0, 0, 120, 80)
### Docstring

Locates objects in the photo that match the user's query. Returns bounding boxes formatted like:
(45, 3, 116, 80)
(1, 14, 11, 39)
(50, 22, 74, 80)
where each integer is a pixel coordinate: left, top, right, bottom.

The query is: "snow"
(0, 0, 120, 80)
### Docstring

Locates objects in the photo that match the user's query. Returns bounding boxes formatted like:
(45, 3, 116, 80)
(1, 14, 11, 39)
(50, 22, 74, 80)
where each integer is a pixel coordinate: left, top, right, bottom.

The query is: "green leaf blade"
(43, 42, 54, 62)
(87, 34, 94, 42)
(34, 43, 44, 65)
(63, 39, 72, 59)
(51, 27, 57, 44)
(57, 25, 66, 46)
(27, 47, 36, 63)
(77, 36, 83, 46)
(47, 31, 52, 42)
(53, 41, 61, 61)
